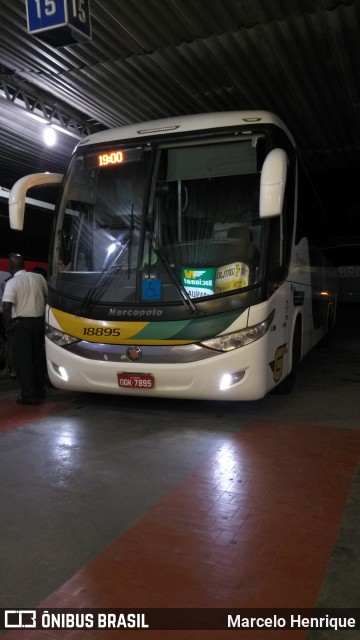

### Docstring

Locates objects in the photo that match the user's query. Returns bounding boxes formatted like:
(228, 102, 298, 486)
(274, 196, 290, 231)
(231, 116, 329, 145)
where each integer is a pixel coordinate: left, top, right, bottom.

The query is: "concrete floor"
(0, 304, 360, 639)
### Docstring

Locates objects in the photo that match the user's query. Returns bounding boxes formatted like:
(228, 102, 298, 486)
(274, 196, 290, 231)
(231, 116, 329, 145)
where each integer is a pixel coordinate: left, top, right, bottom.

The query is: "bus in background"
(0, 187, 53, 276)
(320, 238, 360, 304)
(8, 111, 337, 400)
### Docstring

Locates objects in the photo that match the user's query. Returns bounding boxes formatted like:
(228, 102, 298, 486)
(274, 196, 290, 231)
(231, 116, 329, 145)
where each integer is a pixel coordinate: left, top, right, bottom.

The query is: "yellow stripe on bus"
(51, 308, 148, 342)
(50, 308, 193, 345)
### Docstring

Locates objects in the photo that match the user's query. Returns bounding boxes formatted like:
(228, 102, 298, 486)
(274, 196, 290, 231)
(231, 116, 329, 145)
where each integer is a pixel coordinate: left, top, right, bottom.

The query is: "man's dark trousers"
(10, 317, 46, 402)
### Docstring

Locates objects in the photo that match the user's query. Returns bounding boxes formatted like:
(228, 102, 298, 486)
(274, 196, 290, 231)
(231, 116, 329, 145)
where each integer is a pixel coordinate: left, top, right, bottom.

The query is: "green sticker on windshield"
(181, 267, 216, 299)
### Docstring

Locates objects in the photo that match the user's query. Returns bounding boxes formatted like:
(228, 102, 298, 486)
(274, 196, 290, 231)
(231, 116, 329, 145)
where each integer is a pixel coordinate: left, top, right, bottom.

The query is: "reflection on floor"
(3, 420, 360, 640)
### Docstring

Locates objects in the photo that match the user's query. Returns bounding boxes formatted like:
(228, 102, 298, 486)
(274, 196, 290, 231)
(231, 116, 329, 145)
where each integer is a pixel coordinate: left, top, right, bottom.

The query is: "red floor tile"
(4, 420, 360, 639)
(0, 397, 70, 433)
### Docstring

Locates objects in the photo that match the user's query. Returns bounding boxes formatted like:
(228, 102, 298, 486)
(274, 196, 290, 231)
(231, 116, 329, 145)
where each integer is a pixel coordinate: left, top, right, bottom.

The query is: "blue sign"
(26, 0, 91, 46)
(142, 279, 161, 301)
(27, 0, 66, 31)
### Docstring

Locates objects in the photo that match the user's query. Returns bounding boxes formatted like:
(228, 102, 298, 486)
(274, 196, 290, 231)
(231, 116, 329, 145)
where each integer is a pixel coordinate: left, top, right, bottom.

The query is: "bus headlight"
(200, 310, 274, 352)
(220, 371, 245, 389)
(45, 323, 80, 347)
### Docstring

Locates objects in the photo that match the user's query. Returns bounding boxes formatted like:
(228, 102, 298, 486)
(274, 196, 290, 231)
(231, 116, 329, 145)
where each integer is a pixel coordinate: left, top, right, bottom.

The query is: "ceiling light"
(44, 125, 57, 146)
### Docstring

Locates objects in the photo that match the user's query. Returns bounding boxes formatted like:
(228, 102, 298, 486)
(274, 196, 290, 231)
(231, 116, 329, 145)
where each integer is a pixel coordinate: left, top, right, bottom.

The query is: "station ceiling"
(0, 0, 359, 242)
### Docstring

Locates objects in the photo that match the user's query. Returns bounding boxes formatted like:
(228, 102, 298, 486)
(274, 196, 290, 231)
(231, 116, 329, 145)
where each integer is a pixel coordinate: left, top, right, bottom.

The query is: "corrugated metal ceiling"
(0, 0, 359, 191)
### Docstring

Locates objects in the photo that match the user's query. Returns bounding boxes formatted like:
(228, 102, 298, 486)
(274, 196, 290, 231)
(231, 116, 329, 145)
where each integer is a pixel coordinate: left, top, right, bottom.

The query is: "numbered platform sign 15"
(26, 0, 91, 38)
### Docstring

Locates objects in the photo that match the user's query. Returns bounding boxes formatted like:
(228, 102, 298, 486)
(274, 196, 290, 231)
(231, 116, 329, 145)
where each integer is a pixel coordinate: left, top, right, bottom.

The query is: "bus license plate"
(117, 372, 154, 389)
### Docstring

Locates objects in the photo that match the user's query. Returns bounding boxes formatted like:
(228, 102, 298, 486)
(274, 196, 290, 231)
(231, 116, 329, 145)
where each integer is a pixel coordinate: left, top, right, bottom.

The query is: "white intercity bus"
(8, 111, 337, 400)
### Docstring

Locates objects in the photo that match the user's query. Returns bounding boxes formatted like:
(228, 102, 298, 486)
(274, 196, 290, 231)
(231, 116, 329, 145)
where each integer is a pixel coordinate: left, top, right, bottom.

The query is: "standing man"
(2, 254, 47, 405)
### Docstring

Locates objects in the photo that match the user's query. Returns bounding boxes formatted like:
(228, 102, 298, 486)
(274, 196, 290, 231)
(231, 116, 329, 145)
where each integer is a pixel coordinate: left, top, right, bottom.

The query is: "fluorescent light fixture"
(44, 125, 57, 146)
(107, 242, 118, 258)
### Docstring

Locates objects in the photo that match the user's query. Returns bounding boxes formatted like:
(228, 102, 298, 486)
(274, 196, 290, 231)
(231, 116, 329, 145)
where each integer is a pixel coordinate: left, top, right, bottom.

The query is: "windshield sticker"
(215, 262, 249, 293)
(142, 278, 161, 301)
(181, 267, 216, 298)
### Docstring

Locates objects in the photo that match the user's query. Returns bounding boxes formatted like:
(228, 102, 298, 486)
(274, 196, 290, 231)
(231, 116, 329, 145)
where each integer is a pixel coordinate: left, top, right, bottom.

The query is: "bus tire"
(272, 320, 302, 395)
(318, 304, 334, 348)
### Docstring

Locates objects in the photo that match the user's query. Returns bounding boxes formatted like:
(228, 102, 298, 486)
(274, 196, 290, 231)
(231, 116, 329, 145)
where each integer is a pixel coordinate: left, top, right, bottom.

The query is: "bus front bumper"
(45, 337, 272, 401)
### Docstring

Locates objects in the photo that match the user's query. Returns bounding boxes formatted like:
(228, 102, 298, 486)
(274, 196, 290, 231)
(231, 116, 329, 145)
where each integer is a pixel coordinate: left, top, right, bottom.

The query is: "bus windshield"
(51, 136, 264, 308)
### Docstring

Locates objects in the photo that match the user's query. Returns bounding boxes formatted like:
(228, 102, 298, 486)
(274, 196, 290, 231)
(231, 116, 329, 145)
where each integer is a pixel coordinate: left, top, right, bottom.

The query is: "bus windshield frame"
(49, 132, 269, 314)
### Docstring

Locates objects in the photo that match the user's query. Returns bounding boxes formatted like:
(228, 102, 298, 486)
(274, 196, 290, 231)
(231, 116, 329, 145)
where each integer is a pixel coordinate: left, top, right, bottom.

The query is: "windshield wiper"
(80, 236, 131, 313)
(127, 205, 134, 279)
(146, 232, 199, 315)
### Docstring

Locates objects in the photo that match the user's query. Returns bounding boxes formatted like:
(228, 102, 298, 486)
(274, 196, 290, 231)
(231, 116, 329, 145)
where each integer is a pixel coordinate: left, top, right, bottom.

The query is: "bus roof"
(77, 110, 295, 148)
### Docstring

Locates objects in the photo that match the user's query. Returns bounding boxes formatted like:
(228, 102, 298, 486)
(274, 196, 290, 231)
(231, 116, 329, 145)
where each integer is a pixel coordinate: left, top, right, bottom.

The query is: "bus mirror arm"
(9, 172, 63, 230)
(259, 148, 287, 219)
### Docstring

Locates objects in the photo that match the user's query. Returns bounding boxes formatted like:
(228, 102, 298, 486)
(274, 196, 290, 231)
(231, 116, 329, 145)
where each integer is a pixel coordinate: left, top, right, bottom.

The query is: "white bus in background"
(321, 239, 360, 303)
(338, 264, 360, 302)
(8, 111, 337, 400)
(0, 186, 54, 275)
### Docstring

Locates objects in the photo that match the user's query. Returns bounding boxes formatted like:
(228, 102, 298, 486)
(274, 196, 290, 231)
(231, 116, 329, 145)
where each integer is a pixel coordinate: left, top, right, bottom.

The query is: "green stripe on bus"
(134, 308, 244, 340)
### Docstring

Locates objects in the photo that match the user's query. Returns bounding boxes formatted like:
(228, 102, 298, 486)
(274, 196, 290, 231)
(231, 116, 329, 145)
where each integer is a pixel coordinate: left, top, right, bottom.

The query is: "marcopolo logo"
(108, 308, 163, 318)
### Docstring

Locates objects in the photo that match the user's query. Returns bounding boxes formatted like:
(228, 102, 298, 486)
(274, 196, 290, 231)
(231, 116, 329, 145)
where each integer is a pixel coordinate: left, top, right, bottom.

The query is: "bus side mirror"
(259, 148, 287, 218)
(9, 172, 63, 230)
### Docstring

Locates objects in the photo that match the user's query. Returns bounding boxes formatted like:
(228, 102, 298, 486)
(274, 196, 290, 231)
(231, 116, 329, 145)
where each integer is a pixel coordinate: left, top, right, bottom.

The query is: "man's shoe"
(16, 398, 39, 406)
